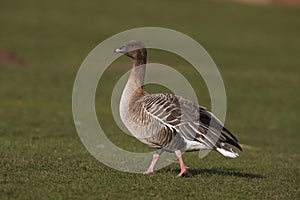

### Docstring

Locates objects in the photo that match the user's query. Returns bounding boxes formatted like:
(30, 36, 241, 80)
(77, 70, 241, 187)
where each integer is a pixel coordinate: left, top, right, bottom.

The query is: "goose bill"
(114, 46, 126, 53)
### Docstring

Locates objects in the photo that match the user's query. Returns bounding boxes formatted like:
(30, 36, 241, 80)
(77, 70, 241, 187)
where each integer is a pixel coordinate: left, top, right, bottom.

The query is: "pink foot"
(143, 170, 154, 174)
(143, 153, 160, 175)
(177, 166, 189, 177)
(174, 150, 189, 177)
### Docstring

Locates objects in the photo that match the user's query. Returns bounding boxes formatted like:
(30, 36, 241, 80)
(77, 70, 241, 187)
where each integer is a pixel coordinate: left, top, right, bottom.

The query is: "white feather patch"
(216, 148, 239, 158)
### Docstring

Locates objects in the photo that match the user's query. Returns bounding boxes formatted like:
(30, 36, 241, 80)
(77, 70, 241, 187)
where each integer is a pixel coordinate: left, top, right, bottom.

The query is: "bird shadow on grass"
(161, 167, 264, 179)
(187, 168, 265, 179)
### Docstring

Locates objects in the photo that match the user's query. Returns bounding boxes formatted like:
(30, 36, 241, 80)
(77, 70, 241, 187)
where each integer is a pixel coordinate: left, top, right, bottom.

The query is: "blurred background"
(0, 0, 299, 199)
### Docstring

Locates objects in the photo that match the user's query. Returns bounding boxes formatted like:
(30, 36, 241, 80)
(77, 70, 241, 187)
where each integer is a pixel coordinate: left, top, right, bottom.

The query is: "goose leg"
(143, 150, 164, 174)
(175, 150, 189, 177)
(143, 153, 160, 174)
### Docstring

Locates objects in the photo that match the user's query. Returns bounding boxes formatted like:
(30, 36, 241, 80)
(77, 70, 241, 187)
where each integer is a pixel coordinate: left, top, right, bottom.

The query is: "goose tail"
(216, 143, 239, 158)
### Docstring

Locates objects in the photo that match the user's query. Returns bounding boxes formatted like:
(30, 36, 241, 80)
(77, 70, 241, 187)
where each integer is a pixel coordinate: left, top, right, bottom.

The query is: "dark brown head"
(114, 40, 147, 60)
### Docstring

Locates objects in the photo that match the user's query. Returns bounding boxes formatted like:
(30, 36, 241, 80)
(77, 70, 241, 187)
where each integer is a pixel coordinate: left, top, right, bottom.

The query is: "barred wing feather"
(136, 93, 242, 152)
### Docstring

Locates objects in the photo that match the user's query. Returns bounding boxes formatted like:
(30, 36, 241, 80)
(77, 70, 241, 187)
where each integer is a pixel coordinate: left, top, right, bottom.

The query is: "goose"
(114, 40, 242, 177)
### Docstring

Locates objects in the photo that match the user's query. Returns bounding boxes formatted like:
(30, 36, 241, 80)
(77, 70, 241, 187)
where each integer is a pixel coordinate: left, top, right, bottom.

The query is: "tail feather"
(221, 128, 243, 151)
(216, 144, 239, 158)
(223, 134, 243, 151)
(222, 127, 238, 142)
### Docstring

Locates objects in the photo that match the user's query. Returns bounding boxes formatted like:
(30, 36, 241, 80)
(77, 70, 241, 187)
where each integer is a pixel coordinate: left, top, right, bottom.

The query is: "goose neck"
(128, 58, 146, 89)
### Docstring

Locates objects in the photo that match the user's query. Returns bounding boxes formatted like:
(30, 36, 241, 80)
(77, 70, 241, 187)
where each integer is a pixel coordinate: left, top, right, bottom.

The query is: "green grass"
(1, 0, 299, 199)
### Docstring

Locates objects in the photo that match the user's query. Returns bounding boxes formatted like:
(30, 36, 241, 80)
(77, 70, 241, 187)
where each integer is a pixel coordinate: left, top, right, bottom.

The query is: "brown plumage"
(115, 40, 242, 177)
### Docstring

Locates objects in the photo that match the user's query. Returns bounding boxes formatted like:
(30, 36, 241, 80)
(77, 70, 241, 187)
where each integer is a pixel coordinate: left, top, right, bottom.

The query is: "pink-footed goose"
(115, 40, 242, 177)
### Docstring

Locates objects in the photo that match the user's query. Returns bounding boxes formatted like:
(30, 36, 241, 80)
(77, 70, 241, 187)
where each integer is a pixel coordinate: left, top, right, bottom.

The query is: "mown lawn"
(0, 0, 299, 199)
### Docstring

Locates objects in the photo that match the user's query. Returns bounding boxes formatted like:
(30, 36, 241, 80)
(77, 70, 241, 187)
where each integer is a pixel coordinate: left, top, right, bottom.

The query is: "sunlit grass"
(0, 0, 299, 199)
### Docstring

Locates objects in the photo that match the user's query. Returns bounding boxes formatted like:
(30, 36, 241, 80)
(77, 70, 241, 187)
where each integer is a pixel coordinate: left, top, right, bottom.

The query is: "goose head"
(114, 40, 147, 60)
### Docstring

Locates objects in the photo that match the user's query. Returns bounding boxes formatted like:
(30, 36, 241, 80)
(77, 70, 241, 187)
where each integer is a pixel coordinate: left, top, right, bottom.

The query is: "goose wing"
(136, 93, 242, 151)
